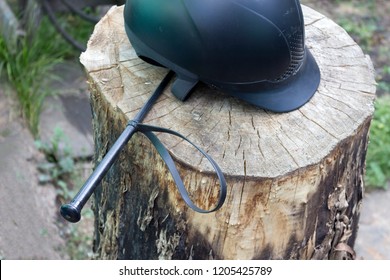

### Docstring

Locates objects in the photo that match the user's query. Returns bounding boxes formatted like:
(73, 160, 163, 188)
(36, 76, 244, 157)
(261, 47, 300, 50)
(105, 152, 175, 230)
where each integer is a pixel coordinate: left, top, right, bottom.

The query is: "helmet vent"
(274, 31, 305, 82)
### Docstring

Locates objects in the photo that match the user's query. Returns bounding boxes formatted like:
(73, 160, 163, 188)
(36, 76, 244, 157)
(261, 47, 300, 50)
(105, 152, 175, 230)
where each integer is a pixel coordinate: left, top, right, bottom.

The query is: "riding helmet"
(123, 0, 320, 112)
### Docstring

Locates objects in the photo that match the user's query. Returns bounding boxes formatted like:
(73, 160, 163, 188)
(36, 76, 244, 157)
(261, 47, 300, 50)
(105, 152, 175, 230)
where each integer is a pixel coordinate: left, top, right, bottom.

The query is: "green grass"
(1, 10, 96, 259)
(365, 96, 390, 189)
(0, 8, 94, 138)
(55, 12, 95, 54)
(0, 17, 69, 137)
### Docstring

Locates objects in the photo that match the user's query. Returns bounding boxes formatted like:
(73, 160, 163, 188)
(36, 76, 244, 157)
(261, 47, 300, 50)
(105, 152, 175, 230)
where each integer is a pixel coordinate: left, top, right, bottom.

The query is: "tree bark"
(80, 5, 376, 260)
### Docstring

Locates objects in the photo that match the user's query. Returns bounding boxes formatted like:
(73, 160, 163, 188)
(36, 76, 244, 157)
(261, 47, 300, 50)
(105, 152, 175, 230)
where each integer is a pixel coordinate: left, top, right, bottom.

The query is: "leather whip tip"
(60, 204, 81, 223)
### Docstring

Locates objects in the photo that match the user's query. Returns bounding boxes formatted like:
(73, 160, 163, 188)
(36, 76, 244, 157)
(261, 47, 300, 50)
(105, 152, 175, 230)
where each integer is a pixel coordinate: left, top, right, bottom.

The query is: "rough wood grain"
(80, 5, 376, 259)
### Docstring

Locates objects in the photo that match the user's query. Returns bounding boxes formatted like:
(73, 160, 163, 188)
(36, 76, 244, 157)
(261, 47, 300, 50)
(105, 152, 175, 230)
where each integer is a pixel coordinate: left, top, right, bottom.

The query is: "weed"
(0, 4, 95, 138)
(1, 3, 97, 259)
(35, 126, 76, 200)
(36, 126, 94, 259)
(64, 212, 94, 260)
(0, 17, 66, 137)
(365, 96, 390, 189)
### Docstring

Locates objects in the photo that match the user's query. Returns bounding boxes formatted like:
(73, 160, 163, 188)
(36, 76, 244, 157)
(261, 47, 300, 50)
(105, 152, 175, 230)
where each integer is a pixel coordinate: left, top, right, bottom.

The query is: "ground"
(0, 1, 389, 260)
(0, 63, 95, 260)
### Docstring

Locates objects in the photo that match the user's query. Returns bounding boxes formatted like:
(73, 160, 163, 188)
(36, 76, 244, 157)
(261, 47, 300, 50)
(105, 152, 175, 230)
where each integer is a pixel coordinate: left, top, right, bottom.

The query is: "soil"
(0, 86, 68, 259)
(0, 63, 95, 260)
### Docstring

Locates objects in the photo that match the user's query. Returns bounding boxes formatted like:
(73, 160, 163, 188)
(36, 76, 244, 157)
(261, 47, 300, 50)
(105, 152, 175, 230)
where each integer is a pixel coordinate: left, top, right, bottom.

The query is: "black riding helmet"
(123, 0, 320, 112)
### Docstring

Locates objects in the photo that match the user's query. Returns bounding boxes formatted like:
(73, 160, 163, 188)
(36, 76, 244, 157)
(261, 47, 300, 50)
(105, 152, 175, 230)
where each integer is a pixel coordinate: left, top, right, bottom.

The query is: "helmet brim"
(228, 49, 320, 113)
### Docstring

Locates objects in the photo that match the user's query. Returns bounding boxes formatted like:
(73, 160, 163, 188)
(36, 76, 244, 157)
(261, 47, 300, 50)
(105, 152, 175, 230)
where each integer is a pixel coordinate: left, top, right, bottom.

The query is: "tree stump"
(80, 5, 376, 260)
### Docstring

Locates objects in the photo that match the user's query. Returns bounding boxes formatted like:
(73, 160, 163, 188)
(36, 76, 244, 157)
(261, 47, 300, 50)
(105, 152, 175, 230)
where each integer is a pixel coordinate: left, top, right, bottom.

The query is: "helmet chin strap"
(60, 71, 227, 223)
(171, 76, 199, 101)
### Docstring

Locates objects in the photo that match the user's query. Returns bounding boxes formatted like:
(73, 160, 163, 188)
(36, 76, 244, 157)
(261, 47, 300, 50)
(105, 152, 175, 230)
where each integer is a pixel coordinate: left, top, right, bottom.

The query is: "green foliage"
(35, 126, 76, 200)
(55, 12, 95, 56)
(321, 0, 390, 189)
(1, 3, 97, 260)
(378, 65, 390, 93)
(337, 17, 378, 52)
(0, 7, 95, 138)
(35, 126, 94, 259)
(365, 96, 390, 189)
(0, 17, 67, 137)
(65, 214, 94, 260)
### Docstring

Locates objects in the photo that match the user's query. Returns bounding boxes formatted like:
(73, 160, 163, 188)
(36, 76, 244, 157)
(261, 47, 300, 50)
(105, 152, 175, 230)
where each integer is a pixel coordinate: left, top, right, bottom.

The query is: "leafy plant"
(365, 96, 390, 189)
(35, 126, 95, 259)
(35, 126, 76, 200)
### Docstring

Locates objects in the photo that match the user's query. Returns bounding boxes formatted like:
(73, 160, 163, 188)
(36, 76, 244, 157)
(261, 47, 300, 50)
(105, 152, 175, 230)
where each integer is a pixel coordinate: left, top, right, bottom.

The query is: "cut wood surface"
(80, 5, 376, 259)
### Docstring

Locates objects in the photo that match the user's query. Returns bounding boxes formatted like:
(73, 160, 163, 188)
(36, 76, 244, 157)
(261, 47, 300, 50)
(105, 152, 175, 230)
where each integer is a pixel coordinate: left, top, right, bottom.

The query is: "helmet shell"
(124, 0, 320, 112)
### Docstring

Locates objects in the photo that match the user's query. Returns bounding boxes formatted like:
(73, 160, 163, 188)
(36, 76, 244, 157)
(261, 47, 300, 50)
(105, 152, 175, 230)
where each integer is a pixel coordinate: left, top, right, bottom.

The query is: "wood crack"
(86, 5, 376, 260)
(87, 64, 119, 74)
(275, 134, 300, 168)
(298, 109, 339, 140)
(305, 16, 326, 26)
